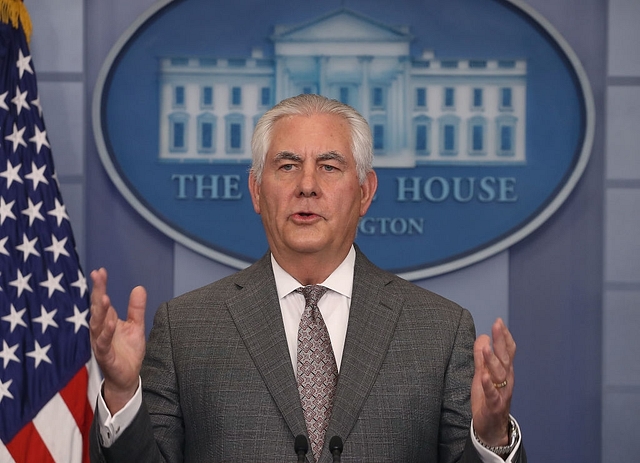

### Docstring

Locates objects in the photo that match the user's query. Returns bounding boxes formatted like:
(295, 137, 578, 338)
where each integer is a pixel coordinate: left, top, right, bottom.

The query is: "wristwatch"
(474, 417, 518, 456)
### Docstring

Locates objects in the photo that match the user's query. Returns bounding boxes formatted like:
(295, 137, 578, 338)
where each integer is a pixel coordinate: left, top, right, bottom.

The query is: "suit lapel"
(225, 254, 307, 440)
(323, 250, 403, 460)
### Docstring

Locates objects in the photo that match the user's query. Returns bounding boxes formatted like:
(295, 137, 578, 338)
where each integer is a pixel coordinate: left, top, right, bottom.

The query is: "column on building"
(358, 55, 372, 122)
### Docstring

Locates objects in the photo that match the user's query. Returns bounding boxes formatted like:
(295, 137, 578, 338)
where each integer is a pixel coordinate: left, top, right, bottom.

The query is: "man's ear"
(359, 170, 378, 217)
(248, 171, 261, 214)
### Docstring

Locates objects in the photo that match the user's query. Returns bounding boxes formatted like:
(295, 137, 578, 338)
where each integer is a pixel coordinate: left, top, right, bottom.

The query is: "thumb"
(127, 285, 147, 326)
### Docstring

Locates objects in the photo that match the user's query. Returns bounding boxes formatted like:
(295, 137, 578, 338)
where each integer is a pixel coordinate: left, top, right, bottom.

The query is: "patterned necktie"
(296, 285, 338, 461)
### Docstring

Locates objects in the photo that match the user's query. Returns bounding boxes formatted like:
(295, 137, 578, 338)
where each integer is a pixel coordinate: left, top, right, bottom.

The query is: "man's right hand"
(89, 268, 147, 415)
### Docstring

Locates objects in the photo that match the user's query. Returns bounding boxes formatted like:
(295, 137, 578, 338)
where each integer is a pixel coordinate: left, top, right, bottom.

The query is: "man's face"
(249, 113, 377, 265)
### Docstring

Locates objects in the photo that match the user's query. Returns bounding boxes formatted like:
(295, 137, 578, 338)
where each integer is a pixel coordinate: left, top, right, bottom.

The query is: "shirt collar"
(271, 246, 356, 300)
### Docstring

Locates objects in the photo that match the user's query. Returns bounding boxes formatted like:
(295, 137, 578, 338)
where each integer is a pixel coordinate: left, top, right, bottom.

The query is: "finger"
(492, 319, 516, 367)
(474, 334, 490, 372)
(482, 343, 507, 384)
(127, 286, 147, 327)
(89, 269, 113, 333)
(90, 268, 108, 303)
(480, 370, 502, 403)
(92, 305, 117, 357)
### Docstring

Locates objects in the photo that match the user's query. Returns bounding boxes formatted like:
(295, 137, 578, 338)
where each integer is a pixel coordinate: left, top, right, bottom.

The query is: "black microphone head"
(294, 434, 309, 455)
(329, 435, 343, 454)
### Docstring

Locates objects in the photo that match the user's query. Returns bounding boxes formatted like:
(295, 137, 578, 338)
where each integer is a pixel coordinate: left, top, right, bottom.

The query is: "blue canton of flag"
(0, 2, 99, 462)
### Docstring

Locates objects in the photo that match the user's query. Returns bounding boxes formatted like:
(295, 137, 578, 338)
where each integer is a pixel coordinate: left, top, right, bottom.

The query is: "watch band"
(474, 417, 518, 456)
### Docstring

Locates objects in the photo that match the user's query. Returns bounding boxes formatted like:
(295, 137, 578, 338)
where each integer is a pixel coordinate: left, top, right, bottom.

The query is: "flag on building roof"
(0, 1, 100, 461)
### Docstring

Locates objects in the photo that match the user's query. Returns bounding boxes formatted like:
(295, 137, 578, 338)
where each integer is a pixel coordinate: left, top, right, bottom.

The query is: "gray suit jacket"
(91, 249, 525, 463)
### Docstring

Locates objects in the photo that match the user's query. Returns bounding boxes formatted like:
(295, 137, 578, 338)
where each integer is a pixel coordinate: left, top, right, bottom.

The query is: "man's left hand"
(471, 318, 516, 446)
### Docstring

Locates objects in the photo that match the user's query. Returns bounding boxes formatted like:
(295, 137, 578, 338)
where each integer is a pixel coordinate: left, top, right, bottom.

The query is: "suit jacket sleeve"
(90, 300, 180, 463)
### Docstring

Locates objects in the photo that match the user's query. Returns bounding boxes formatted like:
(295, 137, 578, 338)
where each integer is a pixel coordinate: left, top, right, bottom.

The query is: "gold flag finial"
(0, 0, 32, 44)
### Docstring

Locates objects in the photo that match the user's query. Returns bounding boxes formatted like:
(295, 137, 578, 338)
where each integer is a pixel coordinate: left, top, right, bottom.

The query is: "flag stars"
(71, 270, 88, 297)
(40, 270, 65, 298)
(65, 305, 89, 333)
(29, 126, 50, 154)
(32, 306, 59, 334)
(26, 340, 52, 369)
(0, 160, 24, 188)
(0, 340, 20, 368)
(16, 233, 40, 262)
(4, 123, 27, 153)
(21, 198, 45, 226)
(0, 91, 8, 111)
(45, 235, 70, 262)
(1, 304, 28, 331)
(25, 161, 49, 190)
(0, 236, 9, 256)
(0, 197, 16, 225)
(47, 198, 69, 226)
(30, 95, 43, 117)
(16, 49, 33, 78)
(8, 269, 33, 297)
(0, 379, 14, 404)
(11, 86, 29, 116)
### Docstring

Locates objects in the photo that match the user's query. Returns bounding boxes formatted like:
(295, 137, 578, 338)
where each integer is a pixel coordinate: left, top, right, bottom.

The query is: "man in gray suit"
(90, 94, 525, 462)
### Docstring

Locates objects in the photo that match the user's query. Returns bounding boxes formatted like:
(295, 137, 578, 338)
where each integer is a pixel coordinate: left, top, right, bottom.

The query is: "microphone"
(329, 436, 343, 462)
(294, 434, 308, 463)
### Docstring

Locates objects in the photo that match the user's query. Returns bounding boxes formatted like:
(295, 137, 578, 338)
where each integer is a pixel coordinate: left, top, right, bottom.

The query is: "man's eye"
(322, 165, 336, 172)
(281, 164, 294, 171)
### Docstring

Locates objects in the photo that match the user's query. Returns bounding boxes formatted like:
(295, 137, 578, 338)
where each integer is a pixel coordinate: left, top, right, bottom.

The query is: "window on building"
(372, 87, 384, 108)
(500, 126, 513, 151)
(373, 124, 384, 151)
(260, 87, 271, 107)
(416, 125, 428, 152)
(230, 124, 241, 149)
(444, 87, 455, 109)
(444, 125, 455, 150)
(197, 113, 216, 153)
(174, 86, 185, 107)
(472, 125, 484, 151)
(468, 117, 486, 155)
(202, 86, 213, 108)
(231, 86, 242, 107)
(472, 88, 483, 109)
(416, 87, 427, 109)
(413, 116, 431, 155)
(169, 112, 189, 152)
(174, 122, 185, 148)
(225, 114, 244, 153)
(439, 115, 460, 156)
(339, 87, 349, 105)
(500, 88, 513, 109)
(496, 115, 517, 157)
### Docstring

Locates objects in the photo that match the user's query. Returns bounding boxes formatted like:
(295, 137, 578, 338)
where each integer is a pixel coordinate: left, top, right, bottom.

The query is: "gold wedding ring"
(493, 379, 508, 389)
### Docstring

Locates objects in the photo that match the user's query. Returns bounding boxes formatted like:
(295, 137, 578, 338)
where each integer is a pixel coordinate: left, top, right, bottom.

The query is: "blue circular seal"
(93, 0, 594, 279)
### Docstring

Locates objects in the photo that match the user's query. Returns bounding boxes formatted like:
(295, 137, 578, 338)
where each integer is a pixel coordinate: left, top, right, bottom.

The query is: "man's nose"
(297, 166, 319, 197)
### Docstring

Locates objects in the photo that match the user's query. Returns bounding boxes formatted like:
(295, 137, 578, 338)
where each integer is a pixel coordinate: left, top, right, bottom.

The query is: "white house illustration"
(158, 8, 527, 167)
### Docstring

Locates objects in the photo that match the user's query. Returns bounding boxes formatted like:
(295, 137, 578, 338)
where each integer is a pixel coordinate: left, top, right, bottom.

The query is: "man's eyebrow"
(273, 151, 302, 162)
(317, 151, 347, 164)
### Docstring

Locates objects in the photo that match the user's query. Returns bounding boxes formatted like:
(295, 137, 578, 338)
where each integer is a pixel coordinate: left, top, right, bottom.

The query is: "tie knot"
(296, 285, 328, 307)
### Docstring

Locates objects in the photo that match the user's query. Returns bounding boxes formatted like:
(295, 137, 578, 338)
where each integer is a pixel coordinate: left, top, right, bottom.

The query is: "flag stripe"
(5, 421, 56, 463)
(33, 393, 83, 463)
(60, 365, 90, 429)
(60, 365, 94, 463)
(0, 441, 17, 463)
(86, 356, 101, 408)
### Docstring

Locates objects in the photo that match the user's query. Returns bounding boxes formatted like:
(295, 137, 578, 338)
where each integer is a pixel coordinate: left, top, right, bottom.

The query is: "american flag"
(0, 2, 100, 462)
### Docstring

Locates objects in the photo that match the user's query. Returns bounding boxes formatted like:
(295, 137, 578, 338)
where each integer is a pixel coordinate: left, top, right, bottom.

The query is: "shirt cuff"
(96, 377, 143, 448)
(470, 416, 522, 463)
